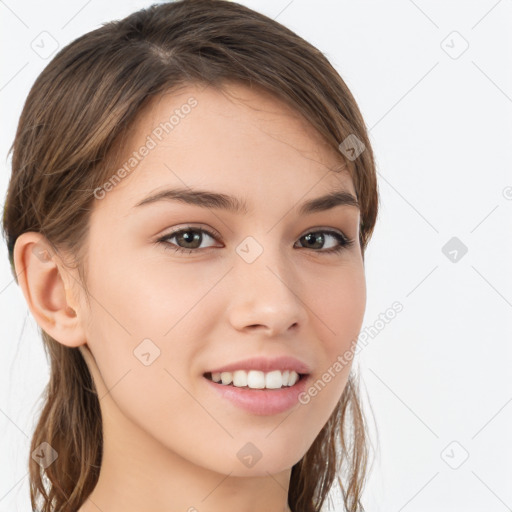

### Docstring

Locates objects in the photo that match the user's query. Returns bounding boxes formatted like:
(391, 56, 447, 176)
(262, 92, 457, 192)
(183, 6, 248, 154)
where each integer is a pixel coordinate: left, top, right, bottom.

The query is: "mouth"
(202, 369, 312, 415)
(202, 371, 309, 389)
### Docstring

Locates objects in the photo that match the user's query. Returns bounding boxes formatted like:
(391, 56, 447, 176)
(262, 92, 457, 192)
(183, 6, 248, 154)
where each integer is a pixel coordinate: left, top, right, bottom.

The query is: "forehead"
(97, 81, 356, 213)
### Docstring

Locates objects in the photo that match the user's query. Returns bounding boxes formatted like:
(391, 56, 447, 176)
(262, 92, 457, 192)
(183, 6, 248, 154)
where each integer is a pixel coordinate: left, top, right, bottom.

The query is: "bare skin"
(14, 82, 366, 512)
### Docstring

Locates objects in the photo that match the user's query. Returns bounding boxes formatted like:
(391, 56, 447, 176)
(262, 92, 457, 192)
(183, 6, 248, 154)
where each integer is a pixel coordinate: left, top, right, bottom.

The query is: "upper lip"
(205, 356, 312, 375)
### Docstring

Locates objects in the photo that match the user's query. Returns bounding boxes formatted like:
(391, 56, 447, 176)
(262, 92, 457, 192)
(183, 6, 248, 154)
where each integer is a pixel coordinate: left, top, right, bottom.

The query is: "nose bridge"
(226, 234, 306, 334)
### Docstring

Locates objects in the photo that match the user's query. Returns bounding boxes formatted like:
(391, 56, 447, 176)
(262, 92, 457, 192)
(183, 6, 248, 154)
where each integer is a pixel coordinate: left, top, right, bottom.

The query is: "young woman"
(3, 1, 379, 511)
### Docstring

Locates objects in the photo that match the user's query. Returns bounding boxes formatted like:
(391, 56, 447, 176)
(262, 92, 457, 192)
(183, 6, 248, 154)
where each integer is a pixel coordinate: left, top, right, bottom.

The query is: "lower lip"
(203, 374, 311, 416)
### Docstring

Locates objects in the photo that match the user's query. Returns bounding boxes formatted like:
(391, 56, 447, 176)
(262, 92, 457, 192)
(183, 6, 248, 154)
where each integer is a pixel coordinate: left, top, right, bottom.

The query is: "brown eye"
(158, 226, 220, 254)
(173, 229, 204, 249)
(296, 230, 353, 254)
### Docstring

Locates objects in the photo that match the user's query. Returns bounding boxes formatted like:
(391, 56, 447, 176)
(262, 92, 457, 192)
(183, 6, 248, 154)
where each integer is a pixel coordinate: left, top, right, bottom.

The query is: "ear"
(13, 231, 87, 348)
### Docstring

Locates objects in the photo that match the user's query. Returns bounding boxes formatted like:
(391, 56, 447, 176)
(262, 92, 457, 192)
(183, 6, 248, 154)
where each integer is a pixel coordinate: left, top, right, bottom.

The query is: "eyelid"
(299, 226, 347, 237)
(161, 223, 221, 240)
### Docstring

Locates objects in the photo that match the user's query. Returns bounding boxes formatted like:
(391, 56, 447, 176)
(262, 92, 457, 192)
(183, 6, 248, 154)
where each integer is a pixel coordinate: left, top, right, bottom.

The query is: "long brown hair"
(2, 1, 379, 510)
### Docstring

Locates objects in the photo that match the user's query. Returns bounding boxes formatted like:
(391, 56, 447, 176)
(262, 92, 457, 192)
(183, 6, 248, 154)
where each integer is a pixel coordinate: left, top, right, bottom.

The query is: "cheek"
(84, 247, 207, 345)
(301, 263, 366, 410)
(79, 249, 211, 422)
(312, 262, 366, 351)
(78, 255, 196, 406)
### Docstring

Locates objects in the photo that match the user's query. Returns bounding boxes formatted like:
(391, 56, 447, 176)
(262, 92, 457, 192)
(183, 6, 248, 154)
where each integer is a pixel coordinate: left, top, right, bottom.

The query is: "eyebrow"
(133, 187, 360, 215)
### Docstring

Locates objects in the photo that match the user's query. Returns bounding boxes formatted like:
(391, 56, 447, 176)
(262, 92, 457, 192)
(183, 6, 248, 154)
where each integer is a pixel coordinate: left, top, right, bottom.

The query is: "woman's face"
(76, 82, 366, 476)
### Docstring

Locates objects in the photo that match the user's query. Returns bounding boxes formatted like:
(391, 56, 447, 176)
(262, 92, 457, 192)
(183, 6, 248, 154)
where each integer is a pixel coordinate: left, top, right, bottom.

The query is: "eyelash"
(156, 225, 355, 256)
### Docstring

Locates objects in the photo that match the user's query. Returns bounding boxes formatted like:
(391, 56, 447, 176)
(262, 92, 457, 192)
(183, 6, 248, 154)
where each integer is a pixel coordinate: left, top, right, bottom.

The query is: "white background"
(1, 1, 511, 511)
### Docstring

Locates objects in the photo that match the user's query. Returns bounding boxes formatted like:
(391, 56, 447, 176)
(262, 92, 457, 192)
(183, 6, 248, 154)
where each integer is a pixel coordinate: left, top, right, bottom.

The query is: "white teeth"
(265, 370, 283, 389)
(247, 370, 265, 389)
(210, 369, 301, 389)
(233, 370, 247, 387)
(220, 372, 232, 385)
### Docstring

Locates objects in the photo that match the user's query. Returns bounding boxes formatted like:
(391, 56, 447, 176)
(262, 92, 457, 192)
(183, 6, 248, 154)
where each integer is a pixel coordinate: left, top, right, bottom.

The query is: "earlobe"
(13, 231, 87, 348)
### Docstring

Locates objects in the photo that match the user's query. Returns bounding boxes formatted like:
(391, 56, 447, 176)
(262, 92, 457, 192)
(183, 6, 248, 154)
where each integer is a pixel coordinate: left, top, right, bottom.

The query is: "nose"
(226, 245, 307, 336)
